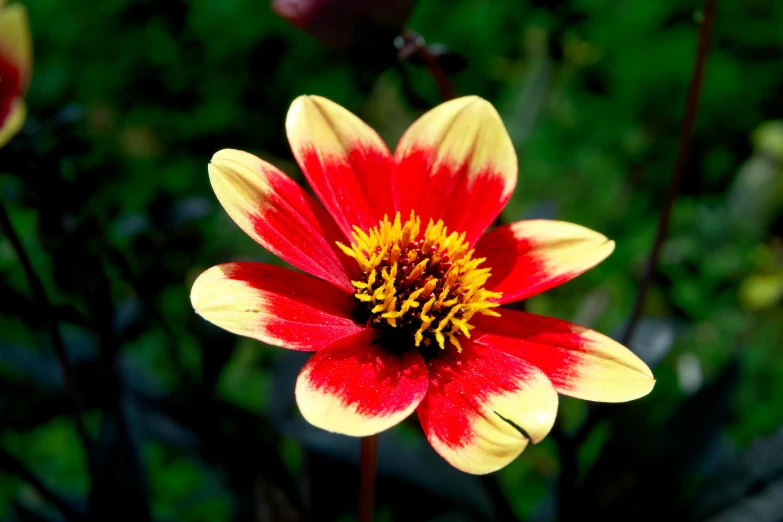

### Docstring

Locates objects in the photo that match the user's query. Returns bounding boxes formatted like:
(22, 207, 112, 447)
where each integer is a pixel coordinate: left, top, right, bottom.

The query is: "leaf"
(691, 424, 783, 520)
(85, 405, 150, 522)
(573, 358, 739, 519)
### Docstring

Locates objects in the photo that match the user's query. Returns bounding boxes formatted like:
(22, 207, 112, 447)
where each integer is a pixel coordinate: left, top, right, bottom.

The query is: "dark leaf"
(85, 405, 151, 522)
(692, 424, 783, 520)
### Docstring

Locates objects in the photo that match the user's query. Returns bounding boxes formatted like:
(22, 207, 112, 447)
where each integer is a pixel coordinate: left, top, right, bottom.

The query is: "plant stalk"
(620, 0, 718, 347)
(358, 434, 378, 522)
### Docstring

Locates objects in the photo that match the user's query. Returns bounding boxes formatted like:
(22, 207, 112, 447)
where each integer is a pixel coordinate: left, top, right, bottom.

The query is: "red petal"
(393, 97, 517, 244)
(209, 149, 357, 292)
(473, 310, 655, 403)
(476, 220, 615, 303)
(191, 262, 364, 351)
(287, 96, 394, 237)
(296, 330, 428, 436)
(417, 339, 558, 474)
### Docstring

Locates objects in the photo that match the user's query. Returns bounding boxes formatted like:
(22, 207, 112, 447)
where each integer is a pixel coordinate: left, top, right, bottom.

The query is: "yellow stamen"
(339, 211, 502, 352)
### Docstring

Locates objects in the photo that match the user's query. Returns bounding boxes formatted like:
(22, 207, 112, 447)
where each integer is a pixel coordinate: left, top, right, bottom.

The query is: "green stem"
(620, 0, 718, 347)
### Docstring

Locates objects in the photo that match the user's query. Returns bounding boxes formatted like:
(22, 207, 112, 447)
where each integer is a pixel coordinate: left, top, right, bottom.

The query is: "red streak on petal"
(304, 330, 428, 417)
(230, 263, 361, 348)
(419, 340, 538, 449)
(298, 142, 393, 235)
(473, 312, 594, 393)
(233, 264, 354, 317)
(347, 143, 395, 222)
(477, 229, 574, 302)
(245, 167, 358, 288)
(393, 148, 509, 244)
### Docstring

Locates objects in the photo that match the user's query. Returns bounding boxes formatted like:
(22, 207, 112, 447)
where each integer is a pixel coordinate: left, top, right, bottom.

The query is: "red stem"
(620, 0, 718, 347)
(415, 44, 456, 101)
(358, 434, 378, 522)
(398, 29, 457, 101)
(557, 3, 719, 519)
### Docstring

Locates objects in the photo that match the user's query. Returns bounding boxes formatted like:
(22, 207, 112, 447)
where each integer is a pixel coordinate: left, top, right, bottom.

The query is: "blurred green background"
(2, 0, 783, 520)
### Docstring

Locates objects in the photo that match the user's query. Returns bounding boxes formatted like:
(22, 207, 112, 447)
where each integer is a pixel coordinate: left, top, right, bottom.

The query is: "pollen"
(337, 211, 502, 352)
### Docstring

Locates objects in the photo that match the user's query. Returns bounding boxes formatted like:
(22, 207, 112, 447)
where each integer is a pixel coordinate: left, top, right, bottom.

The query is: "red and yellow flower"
(0, 0, 32, 148)
(191, 95, 654, 474)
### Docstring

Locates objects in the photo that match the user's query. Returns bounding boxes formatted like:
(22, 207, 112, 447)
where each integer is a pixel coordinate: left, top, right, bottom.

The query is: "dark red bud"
(271, 0, 418, 64)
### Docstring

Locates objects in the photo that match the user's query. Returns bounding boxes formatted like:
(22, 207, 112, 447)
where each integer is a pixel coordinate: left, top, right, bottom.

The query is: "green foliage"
(1, 0, 783, 520)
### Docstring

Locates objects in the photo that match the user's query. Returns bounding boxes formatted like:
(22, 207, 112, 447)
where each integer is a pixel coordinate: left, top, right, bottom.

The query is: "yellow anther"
(336, 242, 356, 258)
(390, 244, 401, 264)
(420, 278, 437, 298)
(434, 330, 446, 349)
(435, 286, 451, 307)
(338, 211, 502, 351)
(406, 259, 428, 284)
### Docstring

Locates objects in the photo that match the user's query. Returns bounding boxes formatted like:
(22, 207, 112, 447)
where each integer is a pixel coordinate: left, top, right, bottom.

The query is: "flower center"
(337, 211, 502, 352)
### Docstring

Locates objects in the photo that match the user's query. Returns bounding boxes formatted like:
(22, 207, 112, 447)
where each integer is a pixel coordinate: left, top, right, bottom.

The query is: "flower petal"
(296, 330, 428, 436)
(0, 97, 24, 148)
(209, 149, 356, 292)
(191, 262, 364, 351)
(476, 220, 615, 303)
(286, 95, 394, 237)
(473, 310, 655, 403)
(0, 2, 33, 89)
(393, 96, 517, 244)
(417, 339, 558, 475)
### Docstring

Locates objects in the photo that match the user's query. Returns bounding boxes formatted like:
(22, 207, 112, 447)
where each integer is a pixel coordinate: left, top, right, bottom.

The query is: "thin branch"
(0, 202, 94, 466)
(480, 474, 521, 522)
(397, 29, 457, 101)
(0, 446, 81, 521)
(620, 0, 718, 347)
(556, 3, 719, 519)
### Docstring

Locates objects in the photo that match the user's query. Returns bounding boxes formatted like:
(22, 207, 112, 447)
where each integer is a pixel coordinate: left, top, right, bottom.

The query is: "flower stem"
(358, 434, 378, 522)
(0, 202, 94, 467)
(414, 44, 456, 101)
(620, 0, 718, 347)
(397, 29, 457, 101)
(556, 3, 719, 520)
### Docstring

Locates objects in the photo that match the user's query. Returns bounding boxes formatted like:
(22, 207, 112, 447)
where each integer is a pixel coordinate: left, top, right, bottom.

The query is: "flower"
(191, 95, 655, 474)
(0, 0, 32, 148)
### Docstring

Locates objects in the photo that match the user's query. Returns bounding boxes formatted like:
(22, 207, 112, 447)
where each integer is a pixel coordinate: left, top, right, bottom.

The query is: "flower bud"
(0, 0, 33, 147)
(272, 0, 417, 64)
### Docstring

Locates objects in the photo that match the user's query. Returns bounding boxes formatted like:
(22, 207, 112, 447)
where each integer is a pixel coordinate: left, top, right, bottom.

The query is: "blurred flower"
(191, 96, 654, 474)
(0, 0, 32, 148)
(739, 272, 783, 310)
(739, 241, 783, 311)
(729, 120, 783, 229)
(752, 120, 783, 160)
(272, 0, 417, 63)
